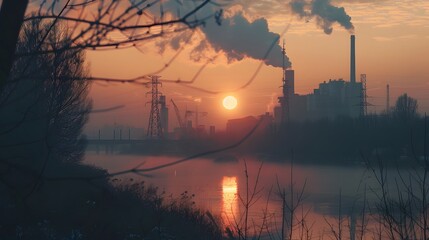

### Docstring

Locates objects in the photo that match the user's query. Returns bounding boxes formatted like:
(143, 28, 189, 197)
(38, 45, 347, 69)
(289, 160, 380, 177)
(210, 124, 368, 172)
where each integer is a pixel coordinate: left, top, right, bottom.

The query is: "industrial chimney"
(350, 35, 356, 83)
(386, 84, 390, 113)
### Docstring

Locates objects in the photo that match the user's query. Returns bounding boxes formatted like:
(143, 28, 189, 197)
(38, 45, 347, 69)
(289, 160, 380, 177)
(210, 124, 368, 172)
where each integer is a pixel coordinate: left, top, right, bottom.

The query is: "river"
(83, 151, 424, 239)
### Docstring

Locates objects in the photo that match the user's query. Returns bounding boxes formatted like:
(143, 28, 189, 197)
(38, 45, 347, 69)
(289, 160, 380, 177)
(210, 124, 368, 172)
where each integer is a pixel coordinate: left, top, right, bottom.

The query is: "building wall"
(346, 82, 362, 118)
(285, 70, 295, 97)
(274, 106, 282, 124)
(290, 94, 308, 121)
(281, 79, 363, 121)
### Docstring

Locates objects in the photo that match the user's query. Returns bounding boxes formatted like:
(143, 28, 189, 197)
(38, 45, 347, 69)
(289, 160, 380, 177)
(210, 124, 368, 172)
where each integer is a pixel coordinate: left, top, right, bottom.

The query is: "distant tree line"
(237, 94, 426, 164)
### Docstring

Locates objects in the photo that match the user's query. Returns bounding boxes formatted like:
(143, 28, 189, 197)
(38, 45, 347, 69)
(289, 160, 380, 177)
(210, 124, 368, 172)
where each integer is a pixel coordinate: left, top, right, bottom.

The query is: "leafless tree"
(0, 0, 223, 89)
(1, 19, 90, 180)
(365, 119, 429, 240)
(0, 0, 227, 187)
(276, 156, 310, 240)
(11, 18, 91, 160)
(393, 93, 419, 121)
(0, 17, 105, 238)
(0, 1, 309, 239)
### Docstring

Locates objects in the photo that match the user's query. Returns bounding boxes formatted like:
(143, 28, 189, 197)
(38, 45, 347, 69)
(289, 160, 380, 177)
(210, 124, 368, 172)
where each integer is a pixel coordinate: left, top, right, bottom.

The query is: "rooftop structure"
(276, 35, 364, 122)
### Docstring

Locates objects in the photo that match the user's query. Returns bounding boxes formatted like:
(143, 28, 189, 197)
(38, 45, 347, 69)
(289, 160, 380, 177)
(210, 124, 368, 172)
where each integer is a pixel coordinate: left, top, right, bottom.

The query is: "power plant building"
(307, 79, 362, 119)
(276, 35, 363, 122)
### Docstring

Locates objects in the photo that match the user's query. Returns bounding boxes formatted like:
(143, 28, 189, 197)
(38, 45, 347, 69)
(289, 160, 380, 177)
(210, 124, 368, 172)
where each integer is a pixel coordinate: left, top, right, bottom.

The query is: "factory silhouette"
(90, 34, 369, 144)
(142, 35, 367, 139)
(276, 35, 364, 123)
(224, 35, 366, 140)
(88, 34, 424, 163)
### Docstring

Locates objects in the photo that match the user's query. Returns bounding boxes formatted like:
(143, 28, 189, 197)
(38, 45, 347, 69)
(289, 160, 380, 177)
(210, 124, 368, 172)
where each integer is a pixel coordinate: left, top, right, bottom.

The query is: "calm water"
(83, 152, 412, 239)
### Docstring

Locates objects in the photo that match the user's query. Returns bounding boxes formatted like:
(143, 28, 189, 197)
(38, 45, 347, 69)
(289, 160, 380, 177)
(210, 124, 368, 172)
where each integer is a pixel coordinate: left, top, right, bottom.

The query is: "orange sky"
(83, 0, 429, 136)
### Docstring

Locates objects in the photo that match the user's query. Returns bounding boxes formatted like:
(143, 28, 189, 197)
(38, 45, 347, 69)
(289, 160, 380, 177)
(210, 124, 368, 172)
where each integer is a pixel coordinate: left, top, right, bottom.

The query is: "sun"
(223, 96, 238, 110)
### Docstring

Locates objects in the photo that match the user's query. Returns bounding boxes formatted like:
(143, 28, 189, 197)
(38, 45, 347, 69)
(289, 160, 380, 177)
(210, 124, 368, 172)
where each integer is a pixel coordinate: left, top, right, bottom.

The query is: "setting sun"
(223, 96, 238, 110)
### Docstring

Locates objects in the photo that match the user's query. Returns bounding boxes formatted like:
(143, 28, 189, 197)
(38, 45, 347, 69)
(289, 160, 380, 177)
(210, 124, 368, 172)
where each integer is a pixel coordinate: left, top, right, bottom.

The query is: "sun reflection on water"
(222, 176, 238, 223)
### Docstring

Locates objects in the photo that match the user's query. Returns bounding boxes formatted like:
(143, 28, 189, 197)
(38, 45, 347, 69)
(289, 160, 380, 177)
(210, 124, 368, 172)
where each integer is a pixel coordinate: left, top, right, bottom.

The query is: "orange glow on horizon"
(84, 1, 429, 134)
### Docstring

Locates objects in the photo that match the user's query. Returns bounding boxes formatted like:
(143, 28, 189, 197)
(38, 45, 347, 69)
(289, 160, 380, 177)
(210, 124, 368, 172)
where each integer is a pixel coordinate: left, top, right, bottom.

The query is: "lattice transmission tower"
(386, 84, 390, 113)
(147, 76, 163, 138)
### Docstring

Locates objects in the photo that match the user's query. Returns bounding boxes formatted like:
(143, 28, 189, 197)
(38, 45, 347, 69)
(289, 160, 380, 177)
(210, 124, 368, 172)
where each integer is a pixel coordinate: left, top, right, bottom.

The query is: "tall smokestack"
(350, 35, 356, 83)
(386, 84, 390, 113)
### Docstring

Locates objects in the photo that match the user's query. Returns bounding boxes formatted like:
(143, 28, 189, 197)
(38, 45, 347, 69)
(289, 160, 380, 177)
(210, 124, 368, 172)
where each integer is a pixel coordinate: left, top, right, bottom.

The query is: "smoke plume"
(154, 0, 353, 68)
(201, 13, 291, 68)
(155, 2, 291, 68)
(290, 0, 354, 34)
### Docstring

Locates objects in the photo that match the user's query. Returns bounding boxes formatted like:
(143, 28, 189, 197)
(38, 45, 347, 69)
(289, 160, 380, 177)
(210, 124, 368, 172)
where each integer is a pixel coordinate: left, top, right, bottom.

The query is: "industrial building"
(275, 35, 364, 122)
(226, 113, 273, 139)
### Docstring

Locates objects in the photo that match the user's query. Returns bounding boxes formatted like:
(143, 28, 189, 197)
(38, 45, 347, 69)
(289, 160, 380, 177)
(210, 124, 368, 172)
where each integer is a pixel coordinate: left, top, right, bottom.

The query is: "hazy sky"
(83, 0, 429, 135)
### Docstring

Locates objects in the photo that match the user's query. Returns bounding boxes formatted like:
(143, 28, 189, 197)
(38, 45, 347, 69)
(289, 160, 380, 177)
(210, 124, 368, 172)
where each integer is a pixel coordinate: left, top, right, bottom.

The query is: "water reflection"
(85, 153, 384, 238)
(222, 176, 238, 223)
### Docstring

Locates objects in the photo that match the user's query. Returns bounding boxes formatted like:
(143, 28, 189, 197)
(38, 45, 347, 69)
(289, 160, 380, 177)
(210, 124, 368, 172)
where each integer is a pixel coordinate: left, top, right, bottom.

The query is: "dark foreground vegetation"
(0, 19, 224, 240)
(2, 176, 223, 239)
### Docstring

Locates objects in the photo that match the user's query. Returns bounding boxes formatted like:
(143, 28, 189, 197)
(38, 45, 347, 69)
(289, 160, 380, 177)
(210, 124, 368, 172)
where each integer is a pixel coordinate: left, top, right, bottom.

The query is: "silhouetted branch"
(18, 0, 215, 57)
(89, 105, 125, 113)
(44, 116, 264, 182)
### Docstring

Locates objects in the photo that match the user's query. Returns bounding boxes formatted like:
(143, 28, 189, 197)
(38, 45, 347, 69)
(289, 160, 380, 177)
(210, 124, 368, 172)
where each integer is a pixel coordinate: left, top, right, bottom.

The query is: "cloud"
(373, 34, 418, 42)
(373, 36, 393, 42)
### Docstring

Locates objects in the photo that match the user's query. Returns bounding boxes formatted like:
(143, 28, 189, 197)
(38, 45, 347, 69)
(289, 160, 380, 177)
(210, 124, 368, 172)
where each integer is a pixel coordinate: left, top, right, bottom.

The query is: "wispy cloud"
(373, 36, 393, 42)
(244, 0, 429, 32)
(373, 34, 418, 42)
(344, 0, 429, 28)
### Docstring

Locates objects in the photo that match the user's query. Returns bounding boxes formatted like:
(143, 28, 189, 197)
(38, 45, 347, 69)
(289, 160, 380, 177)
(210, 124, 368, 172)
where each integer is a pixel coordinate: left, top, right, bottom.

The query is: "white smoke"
(290, 0, 354, 34)
(154, 0, 354, 67)
(154, 1, 291, 68)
